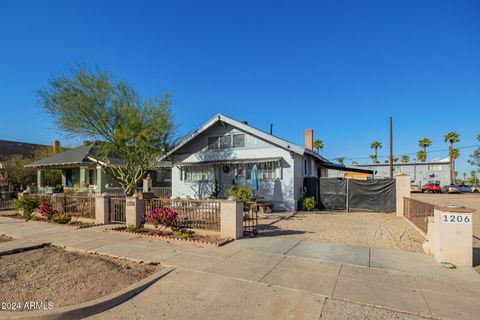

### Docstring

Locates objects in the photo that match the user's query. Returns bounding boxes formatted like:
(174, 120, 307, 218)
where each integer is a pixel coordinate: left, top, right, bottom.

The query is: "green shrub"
(228, 185, 252, 201)
(173, 230, 191, 240)
(127, 224, 139, 232)
(14, 196, 40, 221)
(301, 196, 316, 211)
(51, 213, 71, 224)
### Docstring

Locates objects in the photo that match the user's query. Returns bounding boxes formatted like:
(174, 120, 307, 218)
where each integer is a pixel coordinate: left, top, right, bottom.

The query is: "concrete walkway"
(1, 217, 480, 319)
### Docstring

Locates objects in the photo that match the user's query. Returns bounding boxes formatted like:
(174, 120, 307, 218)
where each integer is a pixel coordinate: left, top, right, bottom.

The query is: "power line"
(327, 144, 480, 162)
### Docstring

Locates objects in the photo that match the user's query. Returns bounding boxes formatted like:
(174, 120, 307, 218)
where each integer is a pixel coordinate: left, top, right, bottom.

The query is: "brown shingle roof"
(0, 139, 50, 161)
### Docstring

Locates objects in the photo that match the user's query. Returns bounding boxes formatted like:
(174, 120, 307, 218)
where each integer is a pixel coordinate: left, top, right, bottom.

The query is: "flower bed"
(109, 226, 233, 248)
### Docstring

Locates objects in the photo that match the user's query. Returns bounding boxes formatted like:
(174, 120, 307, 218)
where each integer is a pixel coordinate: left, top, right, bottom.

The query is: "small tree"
(335, 157, 345, 165)
(37, 65, 174, 196)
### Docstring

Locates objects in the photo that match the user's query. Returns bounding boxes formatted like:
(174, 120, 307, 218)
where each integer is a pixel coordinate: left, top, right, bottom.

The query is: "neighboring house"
(0, 139, 57, 188)
(329, 159, 451, 186)
(161, 114, 371, 211)
(26, 142, 171, 194)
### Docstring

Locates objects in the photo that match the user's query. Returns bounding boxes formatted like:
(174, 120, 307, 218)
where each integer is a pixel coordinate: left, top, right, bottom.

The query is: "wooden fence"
(146, 198, 220, 231)
(403, 197, 435, 234)
(30, 193, 96, 219)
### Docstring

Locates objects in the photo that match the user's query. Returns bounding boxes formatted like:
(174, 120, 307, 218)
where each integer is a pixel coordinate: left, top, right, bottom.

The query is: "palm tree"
(313, 139, 324, 154)
(392, 156, 398, 163)
(416, 150, 426, 162)
(369, 155, 377, 163)
(335, 157, 345, 165)
(418, 138, 432, 162)
(400, 155, 410, 163)
(351, 161, 358, 165)
(370, 141, 382, 163)
(444, 132, 460, 184)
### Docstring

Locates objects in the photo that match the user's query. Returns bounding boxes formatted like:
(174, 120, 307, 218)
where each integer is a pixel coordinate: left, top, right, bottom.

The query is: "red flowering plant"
(37, 203, 55, 220)
(143, 207, 177, 229)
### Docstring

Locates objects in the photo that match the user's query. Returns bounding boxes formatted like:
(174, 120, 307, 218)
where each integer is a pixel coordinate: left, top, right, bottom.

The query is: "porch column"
(61, 170, 67, 186)
(37, 170, 44, 189)
(96, 166, 107, 194)
(79, 166, 88, 187)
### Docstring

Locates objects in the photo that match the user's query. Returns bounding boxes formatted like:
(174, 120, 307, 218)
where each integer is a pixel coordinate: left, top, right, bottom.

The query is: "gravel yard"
(0, 246, 160, 310)
(259, 211, 425, 253)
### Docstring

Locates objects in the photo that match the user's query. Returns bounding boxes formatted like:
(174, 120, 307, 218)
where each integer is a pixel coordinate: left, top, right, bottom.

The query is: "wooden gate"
(109, 197, 126, 223)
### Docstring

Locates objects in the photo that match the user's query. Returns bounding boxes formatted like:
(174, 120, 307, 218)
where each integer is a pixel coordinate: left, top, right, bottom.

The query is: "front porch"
(36, 165, 118, 194)
(174, 158, 289, 209)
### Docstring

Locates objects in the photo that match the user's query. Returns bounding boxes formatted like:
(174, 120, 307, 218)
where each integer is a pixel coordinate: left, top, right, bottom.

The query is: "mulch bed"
(110, 226, 233, 248)
(0, 246, 161, 310)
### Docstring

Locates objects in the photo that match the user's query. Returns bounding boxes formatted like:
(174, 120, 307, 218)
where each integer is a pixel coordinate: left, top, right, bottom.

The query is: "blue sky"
(1, 0, 479, 174)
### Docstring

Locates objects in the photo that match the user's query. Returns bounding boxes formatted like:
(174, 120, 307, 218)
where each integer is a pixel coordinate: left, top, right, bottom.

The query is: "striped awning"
(175, 157, 282, 167)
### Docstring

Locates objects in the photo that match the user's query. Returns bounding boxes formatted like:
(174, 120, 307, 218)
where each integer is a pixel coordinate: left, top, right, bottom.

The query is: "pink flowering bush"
(143, 207, 177, 228)
(37, 203, 55, 219)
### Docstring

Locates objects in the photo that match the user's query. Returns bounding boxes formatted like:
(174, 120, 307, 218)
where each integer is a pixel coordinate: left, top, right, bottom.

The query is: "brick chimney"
(52, 140, 60, 151)
(305, 129, 313, 151)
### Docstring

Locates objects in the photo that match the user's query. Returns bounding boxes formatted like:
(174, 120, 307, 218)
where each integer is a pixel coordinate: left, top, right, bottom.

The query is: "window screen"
(219, 135, 232, 149)
(208, 136, 219, 149)
(233, 134, 245, 148)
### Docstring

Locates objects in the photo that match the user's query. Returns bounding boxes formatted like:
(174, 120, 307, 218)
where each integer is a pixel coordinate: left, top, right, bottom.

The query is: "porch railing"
(151, 187, 172, 199)
(146, 198, 220, 231)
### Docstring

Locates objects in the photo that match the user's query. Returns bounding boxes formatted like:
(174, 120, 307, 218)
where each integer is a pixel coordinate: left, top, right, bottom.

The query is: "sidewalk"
(1, 217, 480, 319)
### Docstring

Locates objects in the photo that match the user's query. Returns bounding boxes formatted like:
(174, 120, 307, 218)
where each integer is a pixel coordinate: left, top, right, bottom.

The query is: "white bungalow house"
(161, 114, 371, 211)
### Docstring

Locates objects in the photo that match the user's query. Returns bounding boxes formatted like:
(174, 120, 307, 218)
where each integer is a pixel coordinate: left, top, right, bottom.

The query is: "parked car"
(472, 186, 480, 193)
(421, 183, 441, 193)
(456, 184, 473, 193)
(442, 185, 462, 194)
(410, 184, 422, 193)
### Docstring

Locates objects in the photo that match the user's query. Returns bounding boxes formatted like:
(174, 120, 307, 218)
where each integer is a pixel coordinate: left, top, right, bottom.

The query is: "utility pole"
(389, 116, 393, 178)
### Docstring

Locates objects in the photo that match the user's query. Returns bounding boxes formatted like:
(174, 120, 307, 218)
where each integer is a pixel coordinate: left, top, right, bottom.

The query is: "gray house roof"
(162, 113, 330, 162)
(160, 113, 372, 174)
(26, 142, 124, 168)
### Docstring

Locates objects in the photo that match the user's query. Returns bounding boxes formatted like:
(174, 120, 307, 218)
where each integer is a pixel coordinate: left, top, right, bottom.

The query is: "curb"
(0, 243, 50, 256)
(0, 267, 175, 320)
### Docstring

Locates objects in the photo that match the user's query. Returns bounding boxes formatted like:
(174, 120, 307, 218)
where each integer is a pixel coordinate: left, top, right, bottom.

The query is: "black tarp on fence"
(318, 178, 396, 213)
(318, 178, 347, 211)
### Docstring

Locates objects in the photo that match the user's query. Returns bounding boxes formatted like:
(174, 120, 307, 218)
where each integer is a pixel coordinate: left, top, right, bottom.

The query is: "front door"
(65, 169, 73, 187)
(219, 164, 235, 198)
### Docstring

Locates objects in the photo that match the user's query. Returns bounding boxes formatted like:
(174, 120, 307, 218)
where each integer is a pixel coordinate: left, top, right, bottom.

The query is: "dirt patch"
(259, 211, 425, 253)
(0, 246, 160, 310)
(0, 234, 12, 242)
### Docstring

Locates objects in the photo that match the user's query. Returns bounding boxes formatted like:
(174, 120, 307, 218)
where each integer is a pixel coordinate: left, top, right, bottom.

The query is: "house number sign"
(441, 213, 471, 224)
(126, 200, 136, 206)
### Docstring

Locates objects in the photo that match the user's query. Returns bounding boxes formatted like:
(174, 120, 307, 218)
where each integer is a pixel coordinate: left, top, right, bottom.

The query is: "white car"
(472, 186, 480, 193)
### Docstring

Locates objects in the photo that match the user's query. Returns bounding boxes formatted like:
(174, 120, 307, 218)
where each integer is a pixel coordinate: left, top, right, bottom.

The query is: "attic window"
(219, 135, 232, 149)
(233, 134, 245, 148)
(208, 137, 219, 149)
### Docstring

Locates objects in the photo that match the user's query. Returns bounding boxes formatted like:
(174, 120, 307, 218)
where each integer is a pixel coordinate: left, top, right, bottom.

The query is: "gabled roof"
(163, 113, 330, 163)
(26, 142, 124, 168)
(0, 139, 50, 161)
